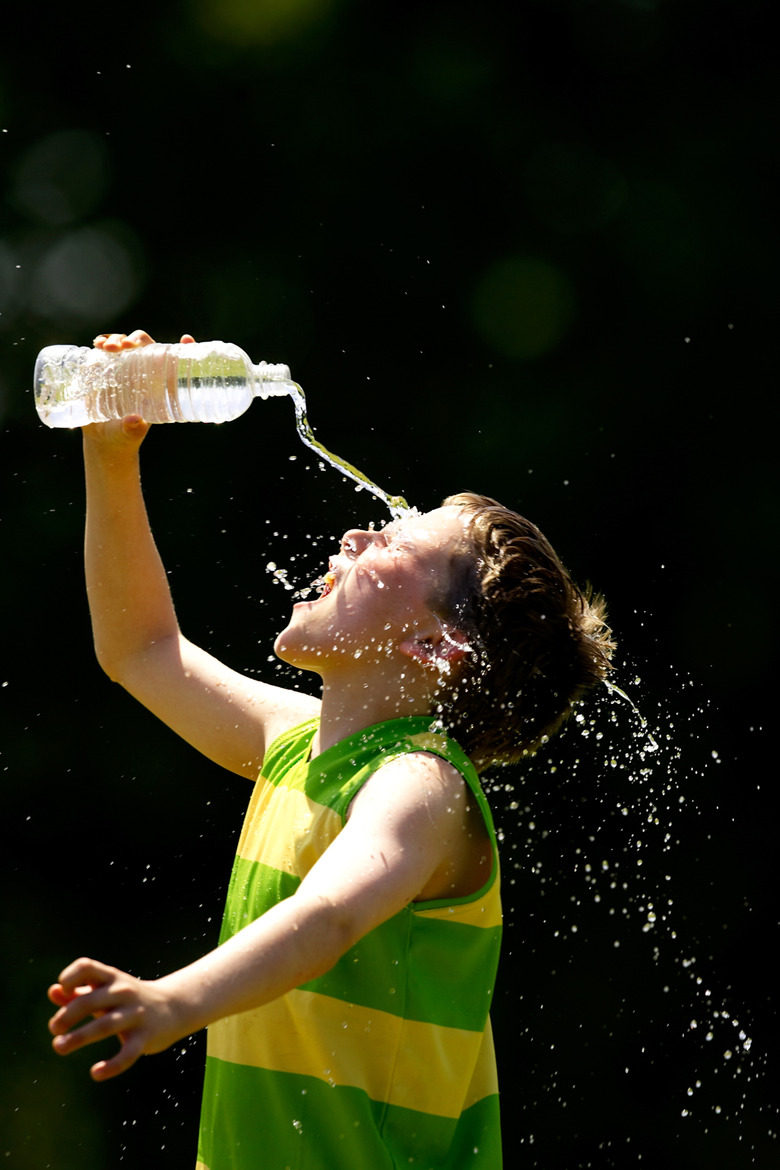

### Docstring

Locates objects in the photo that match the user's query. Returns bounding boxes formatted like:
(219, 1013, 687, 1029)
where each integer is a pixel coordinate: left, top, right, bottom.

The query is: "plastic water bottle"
(34, 340, 296, 428)
(34, 337, 412, 518)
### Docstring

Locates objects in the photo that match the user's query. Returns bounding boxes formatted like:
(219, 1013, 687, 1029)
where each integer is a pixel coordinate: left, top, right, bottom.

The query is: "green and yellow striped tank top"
(196, 715, 503, 1169)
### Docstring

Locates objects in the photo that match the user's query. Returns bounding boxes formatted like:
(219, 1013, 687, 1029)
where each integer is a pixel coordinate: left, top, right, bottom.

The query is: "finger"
(50, 973, 145, 1044)
(91, 1030, 146, 1081)
(51, 1004, 135, 1055)
(97, 333, 128, 352)
(49, 986, 112, 1036)
(180, 334, 196, 344)
(96, 330, 155, 352)
(48, 982, 77, 1007)
(121, 415, 151, 438)
(81, 417, 149, 442)
(125, 329, 155, 347)
(56, 956, 116, 993)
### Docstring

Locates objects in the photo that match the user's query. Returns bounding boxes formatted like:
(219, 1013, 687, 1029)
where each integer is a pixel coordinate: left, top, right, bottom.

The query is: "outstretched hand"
(47, 957, 184, 1081)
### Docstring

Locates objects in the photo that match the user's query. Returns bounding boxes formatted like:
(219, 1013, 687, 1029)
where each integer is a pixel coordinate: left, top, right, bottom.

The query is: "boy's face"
(274, 506, 470, 673)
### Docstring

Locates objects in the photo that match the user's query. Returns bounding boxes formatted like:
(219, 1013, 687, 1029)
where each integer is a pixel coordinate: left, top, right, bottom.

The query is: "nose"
(340, 529, 376, 557)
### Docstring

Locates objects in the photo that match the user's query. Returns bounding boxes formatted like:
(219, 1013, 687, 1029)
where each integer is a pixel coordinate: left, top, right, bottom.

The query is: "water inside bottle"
(34, 347, 105, 428)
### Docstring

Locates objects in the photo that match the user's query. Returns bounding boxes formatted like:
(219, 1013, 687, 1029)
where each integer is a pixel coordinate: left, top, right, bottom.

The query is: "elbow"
(92, 636, 129, 684)
(299, 899, 369, 983)
(93, 642, 121, 683)
(91, 639, 149, 688)
(92, 630, 181, 688)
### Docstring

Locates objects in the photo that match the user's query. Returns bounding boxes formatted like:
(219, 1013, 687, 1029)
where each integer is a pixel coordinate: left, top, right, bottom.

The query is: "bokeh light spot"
(10, 129, 110, 227)
(29, 223, 145, 324)
(471, 256, 576, 361)
(198, 0, 334, 46)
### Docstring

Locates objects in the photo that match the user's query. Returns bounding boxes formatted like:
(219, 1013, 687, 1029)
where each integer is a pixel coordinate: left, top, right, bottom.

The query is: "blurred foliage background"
(1, 0, 777, 1166)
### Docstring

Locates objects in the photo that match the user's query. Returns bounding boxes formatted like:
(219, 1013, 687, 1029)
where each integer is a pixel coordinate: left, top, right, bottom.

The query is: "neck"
(311, 665, 434, 757)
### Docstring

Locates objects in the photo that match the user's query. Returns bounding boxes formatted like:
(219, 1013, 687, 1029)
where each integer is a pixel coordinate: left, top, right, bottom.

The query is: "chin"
(273, 627, 293, 659)
(274, 628, 318, 673)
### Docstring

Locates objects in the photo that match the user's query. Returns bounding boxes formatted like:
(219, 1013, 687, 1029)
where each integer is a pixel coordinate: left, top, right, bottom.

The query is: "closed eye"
(378, 520, 405, 545)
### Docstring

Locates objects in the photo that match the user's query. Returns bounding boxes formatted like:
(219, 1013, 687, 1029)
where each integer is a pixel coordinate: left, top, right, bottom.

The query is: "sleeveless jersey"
(196, 715, 503, 1169)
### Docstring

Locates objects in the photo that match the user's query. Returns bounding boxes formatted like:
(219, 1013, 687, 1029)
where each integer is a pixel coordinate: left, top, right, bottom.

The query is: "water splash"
(265, 562, 295, 591)
(487, 668, 770, 1163)
(288, 382, 411, 520)
(256, 380, 413, 600)
(291, 574, 328, 601)
(603, 676, 659, 754)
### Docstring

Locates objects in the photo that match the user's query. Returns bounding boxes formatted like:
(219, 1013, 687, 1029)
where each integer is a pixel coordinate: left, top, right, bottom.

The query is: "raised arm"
(82, 332, 318, 778)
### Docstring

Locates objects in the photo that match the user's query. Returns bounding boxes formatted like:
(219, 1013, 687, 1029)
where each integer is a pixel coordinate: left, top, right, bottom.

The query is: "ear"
(399, 624, 471, 668)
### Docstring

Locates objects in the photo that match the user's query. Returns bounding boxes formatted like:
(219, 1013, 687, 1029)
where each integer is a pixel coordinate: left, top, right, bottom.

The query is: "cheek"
(358, 555, 417, 594)
(354, 560, 392, 593)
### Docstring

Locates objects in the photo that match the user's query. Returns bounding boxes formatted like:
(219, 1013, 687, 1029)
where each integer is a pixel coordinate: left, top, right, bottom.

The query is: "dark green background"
(1, 1, 777, 1166)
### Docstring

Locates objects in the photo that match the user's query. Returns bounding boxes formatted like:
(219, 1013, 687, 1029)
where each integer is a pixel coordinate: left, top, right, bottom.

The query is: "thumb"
(81, 415, 152, 450)
(121, 415, 151, 440)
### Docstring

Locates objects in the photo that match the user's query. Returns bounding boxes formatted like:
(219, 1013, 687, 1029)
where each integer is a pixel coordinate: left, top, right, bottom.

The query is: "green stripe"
(302, 910, 501, 1031)
(300, 718, 490, 822)
(405, 914, 502, 1029)
(198, 1057, 501, 1170)
(221, 855, 500, 1030)
(219, 856, 299, 944)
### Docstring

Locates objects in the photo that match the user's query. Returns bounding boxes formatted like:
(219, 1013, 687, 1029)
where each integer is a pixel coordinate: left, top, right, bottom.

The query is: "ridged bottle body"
(34, 341, 294, 427)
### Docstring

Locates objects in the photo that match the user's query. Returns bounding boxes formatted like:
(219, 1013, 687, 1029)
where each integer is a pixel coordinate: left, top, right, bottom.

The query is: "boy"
(47, 331, 614, 1168)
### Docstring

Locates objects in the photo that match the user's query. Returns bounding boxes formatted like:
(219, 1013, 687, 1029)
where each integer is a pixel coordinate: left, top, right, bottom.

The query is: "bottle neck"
(251, 361, 294, 398)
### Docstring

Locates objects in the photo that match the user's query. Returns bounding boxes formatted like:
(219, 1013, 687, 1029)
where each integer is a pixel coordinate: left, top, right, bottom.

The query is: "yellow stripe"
(236, 779, 342, 877)
(463, 1016, 499, 1109)
(207, 988, 489, 1119)
(406, 730, 454, 755)
(415, 887, 503, 930)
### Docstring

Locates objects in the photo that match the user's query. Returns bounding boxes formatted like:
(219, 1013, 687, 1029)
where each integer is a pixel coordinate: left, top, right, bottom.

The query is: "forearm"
(48, 891, 356, 1080)
(158, 893, 353, 1040)
(84, 425, 180, 678)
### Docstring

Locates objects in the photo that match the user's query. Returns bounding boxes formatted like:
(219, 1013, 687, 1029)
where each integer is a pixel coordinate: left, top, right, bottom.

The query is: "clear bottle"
(34, 340, 296, 428)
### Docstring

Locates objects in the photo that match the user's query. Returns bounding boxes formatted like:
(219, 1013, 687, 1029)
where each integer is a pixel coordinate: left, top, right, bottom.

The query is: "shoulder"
(347, 750, 470, 827)
(347, 751, 493, 903)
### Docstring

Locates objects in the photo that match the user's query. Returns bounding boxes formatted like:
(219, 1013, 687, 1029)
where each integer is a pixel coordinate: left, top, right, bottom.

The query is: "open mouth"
(292, 568, 336, 602)
(294, 569, 336, 601)
(317, 570, 336, 598)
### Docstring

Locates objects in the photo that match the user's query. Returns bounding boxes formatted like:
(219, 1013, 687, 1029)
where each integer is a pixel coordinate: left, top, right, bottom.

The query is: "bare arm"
(47, 754, 488, 1079)
(82, 332, 318, 777)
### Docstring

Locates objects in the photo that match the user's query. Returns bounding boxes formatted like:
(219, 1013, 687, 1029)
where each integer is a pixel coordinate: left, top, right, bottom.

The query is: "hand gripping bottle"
(34, 340, 296, 427)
